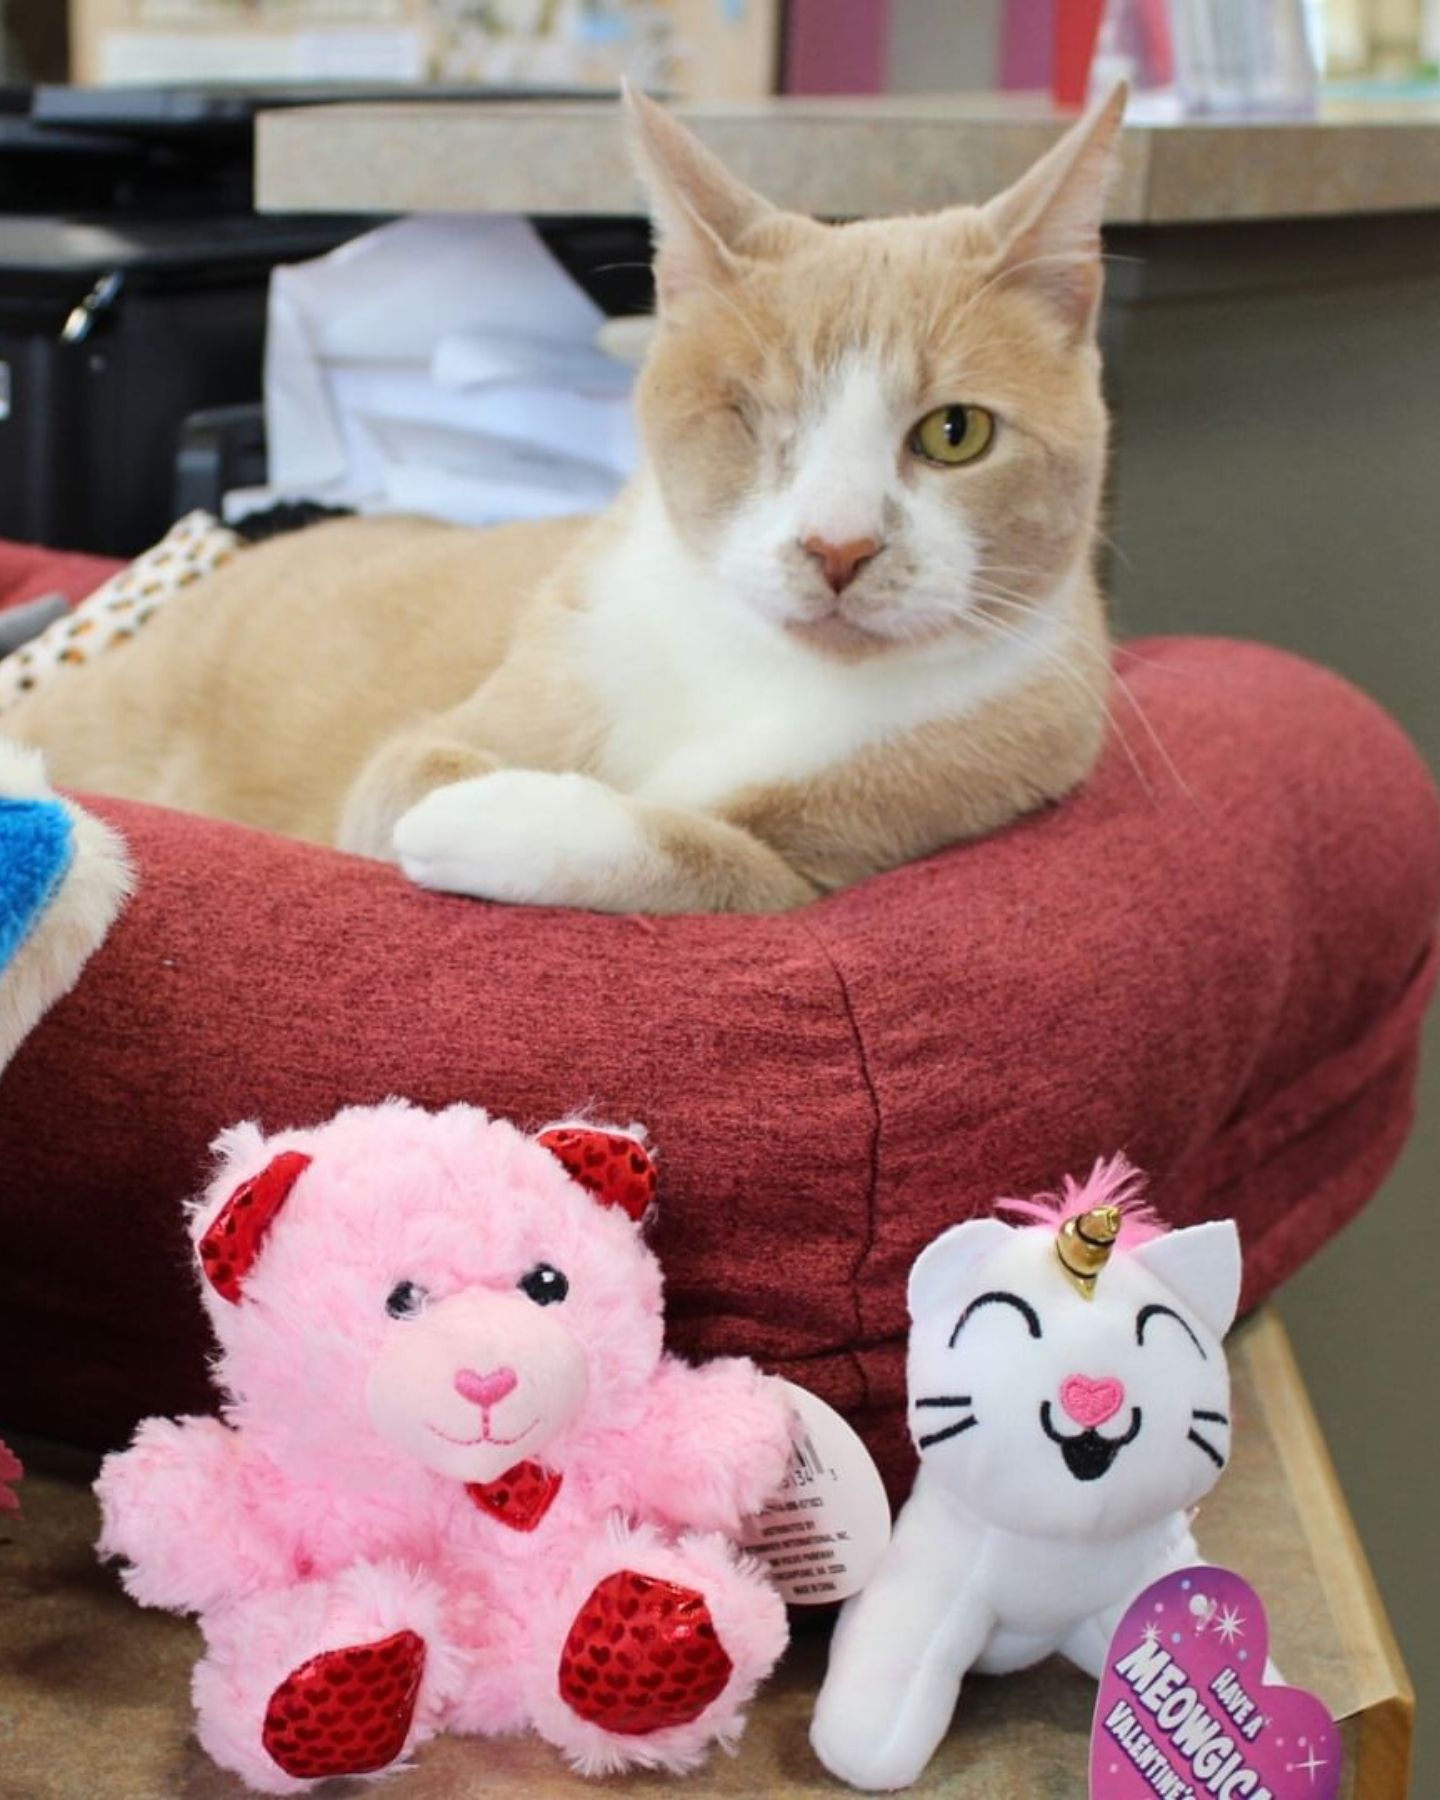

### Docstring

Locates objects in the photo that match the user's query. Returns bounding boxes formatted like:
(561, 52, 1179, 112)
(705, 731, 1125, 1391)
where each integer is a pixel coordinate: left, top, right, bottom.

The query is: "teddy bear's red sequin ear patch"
(198, 1150, 313, 1304)
(537, 1127, 656, 1223)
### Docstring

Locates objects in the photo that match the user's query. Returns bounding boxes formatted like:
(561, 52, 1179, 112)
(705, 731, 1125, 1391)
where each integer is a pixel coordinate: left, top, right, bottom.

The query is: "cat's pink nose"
(802, 534, 883, 596)
(1060, 1374, 1125, 1429)
(454, 1365, 518, 1409)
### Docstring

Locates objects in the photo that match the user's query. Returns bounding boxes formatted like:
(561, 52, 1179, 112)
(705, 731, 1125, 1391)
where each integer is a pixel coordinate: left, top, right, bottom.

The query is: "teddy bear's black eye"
(385, 1280, 429, 1319)
(518, 1263, 569, 1306)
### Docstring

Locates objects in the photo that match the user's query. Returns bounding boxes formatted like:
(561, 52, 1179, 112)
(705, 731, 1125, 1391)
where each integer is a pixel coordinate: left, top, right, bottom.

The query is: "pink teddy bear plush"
(96, 1101, 794, 1792)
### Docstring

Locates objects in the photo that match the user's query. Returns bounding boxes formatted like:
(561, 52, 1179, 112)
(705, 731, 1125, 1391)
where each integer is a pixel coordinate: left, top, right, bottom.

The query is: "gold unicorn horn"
(1056, 1205, 1122, 1300)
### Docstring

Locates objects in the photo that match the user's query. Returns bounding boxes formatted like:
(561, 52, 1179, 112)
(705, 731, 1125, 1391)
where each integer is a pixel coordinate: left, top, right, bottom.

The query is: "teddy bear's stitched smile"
(429, 1416, 539, 1450)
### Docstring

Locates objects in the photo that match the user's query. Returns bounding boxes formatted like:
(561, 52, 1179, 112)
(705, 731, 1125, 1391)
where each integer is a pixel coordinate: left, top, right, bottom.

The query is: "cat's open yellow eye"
(910, 404, 995, 468)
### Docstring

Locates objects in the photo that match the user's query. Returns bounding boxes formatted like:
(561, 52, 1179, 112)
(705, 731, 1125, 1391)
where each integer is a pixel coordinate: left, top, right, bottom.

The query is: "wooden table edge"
(1243, 1310, 1415, 1796)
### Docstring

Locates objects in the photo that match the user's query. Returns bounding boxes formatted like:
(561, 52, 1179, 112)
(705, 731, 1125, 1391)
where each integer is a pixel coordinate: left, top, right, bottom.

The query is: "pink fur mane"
(996, 1153, 1166, 1251)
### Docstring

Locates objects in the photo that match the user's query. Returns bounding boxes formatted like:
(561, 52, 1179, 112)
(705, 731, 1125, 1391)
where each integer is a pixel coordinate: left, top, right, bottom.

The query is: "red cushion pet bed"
(1, 539, 1436, 1491)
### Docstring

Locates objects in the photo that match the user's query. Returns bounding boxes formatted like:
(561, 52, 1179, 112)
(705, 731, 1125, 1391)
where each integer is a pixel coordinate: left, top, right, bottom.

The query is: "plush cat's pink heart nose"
(454, 1365, 518, 1409)
(1060, 1374, 1125, 1428)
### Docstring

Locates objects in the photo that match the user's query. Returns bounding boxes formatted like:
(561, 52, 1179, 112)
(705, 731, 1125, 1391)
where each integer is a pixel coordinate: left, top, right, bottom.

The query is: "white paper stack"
(241, 215, 639, 528)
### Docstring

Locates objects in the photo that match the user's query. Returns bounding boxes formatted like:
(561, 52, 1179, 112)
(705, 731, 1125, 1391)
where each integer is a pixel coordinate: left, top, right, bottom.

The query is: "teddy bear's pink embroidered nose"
(1060, 1375, 1125, 1429)
(454, 1366, 519, 1409)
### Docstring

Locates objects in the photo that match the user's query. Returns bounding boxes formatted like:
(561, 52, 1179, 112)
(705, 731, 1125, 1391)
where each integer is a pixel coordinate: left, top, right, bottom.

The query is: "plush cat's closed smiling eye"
(909, 404, 996, 468)
(946, 1288, 1041, 1347)
(1135, 1301, 1206, 1358)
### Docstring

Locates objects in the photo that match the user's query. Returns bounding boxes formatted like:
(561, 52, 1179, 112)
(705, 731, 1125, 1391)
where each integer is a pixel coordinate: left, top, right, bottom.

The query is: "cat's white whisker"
(1113, 640, 1203, 680)
(964, 593, 1158, 805)
(954, 246, 1097, 329)
(967, 585, 1171, 797)
(1109, 666, 1201, 810)
(687, 274, 769, 357)
(1094, 525, 1134, 571)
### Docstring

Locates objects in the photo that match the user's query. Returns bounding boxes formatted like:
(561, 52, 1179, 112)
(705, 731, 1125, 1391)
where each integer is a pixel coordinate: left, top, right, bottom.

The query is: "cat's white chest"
(575, 492, 1055, 811)
(596, 644, 863, 809)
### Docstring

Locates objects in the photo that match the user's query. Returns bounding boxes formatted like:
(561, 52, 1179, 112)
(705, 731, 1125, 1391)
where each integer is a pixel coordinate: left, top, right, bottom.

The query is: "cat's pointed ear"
(908, 1219, 1014, 1323)
(624, 82, 774, 308)
(980, 82, 1128, 339)
(1129, 1221, 1243, 1342)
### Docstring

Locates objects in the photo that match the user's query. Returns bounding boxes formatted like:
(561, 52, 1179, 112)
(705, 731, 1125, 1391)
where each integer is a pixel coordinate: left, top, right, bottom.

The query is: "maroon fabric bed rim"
(0, 608, 1436, 1493)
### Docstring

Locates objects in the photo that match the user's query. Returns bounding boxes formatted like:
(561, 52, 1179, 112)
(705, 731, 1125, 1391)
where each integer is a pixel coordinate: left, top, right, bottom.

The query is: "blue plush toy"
(0, 741, 131, 1072)
(1, 783, 74, 960)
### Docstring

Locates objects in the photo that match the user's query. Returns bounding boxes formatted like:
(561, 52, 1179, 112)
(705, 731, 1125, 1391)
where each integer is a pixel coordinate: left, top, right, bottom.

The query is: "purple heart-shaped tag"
(1092, 1565, 1340, 1798)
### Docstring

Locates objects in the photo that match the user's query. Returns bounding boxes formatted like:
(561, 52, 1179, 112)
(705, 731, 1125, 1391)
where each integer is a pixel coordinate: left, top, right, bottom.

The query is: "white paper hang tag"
(740, 1381, 892, 1606)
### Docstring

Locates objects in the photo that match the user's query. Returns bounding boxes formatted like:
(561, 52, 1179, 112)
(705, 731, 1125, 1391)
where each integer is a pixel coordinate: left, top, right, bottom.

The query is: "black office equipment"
(0, 216, 355, 553)
(0, 83, 645, 554)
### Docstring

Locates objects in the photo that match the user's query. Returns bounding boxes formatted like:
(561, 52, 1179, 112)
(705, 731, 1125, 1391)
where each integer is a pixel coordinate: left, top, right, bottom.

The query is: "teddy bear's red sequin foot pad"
(261, 1629, 426, 1780)
(558, 1571, 733, 1735)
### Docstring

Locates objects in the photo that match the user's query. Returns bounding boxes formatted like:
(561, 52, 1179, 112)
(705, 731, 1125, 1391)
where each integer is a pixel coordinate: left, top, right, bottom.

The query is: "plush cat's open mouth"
(1039, 1400, 1142, 1482)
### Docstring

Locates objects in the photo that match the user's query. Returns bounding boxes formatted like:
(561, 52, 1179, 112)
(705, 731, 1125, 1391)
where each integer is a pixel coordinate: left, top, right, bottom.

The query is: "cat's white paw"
(393, 770, 646, 907)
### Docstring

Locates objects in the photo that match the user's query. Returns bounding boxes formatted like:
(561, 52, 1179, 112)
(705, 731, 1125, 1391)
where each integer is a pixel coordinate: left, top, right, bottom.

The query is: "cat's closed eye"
(719, 386, 759, 439)
(909, 404, 996, 468)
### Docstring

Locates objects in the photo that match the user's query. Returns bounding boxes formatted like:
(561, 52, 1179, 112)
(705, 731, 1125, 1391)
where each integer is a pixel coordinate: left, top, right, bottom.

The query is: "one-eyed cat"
(811, 1159, 1244, 1792)
(9, 87, 1127, 913)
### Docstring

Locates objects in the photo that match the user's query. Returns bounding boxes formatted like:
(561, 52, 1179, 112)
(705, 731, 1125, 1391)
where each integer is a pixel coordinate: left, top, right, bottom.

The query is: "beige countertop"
(256, 91, 1440, 224)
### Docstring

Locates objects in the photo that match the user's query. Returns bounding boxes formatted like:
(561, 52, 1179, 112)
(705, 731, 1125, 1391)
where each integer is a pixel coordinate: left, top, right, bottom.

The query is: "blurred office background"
(1, 0, 1436, 1783)
(1, 1, 1436, 96)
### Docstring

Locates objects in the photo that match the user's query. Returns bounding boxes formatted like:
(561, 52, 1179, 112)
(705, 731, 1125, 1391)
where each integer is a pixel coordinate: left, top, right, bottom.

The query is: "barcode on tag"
(793, 1429, 824, 1482)
(740, 1381, 891, 1606)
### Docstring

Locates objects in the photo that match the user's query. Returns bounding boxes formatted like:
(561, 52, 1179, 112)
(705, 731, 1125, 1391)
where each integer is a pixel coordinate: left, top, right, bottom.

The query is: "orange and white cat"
(10, 87, 1125, 913)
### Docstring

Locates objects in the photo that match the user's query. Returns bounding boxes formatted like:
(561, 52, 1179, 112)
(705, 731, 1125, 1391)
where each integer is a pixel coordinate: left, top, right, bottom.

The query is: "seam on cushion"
(794, 913, 882, 1409)
(1203, 1032, 1422, 1311)
(1191, 933, 1437, 1192)
(1192, 988, 1428, 1208)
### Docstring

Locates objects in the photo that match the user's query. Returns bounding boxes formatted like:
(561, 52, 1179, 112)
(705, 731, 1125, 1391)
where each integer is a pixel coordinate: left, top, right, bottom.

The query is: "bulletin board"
(68, 1, 781, 96)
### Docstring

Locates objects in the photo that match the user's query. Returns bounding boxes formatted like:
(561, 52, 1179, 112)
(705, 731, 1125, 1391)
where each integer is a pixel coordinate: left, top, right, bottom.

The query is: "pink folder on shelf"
(1001, 0, 1055, 89)
(784, 0, 889, 94)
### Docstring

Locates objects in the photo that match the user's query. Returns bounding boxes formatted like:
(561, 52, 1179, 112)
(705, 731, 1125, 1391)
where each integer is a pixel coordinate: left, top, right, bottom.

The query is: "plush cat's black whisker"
(914, 1395, 973, 1409)
(918, 1417, 978, 1450)
(1191, 1409, 1229, 1426)
(1187, 1429, 1226, 1470)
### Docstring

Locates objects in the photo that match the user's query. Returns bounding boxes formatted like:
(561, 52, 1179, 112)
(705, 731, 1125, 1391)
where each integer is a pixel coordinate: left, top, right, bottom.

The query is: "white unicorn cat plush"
(811, 1158, 1243, 1792)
